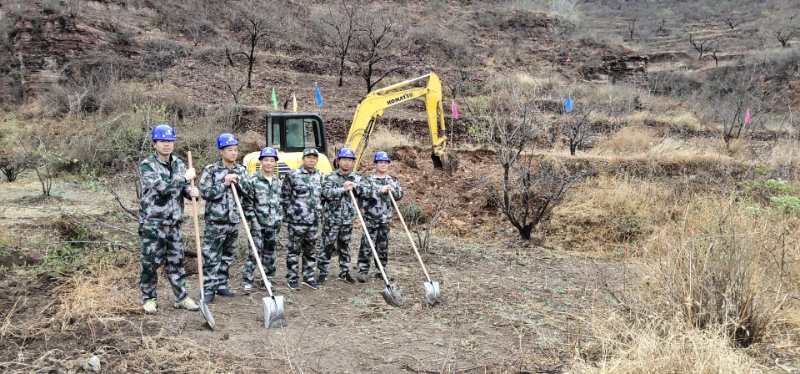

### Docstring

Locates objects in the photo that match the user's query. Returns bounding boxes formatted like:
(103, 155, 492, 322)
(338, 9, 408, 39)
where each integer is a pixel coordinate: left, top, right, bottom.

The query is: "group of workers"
(137, 123, 402, 314)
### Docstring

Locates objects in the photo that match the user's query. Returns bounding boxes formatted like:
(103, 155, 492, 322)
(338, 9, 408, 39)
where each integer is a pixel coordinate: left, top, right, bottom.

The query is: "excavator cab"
(243, 112, 333, 176)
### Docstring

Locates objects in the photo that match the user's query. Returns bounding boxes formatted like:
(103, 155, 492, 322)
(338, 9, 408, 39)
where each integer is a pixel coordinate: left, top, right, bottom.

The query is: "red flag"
(744, 109, 752, 127)
(451, 100, 460, 120)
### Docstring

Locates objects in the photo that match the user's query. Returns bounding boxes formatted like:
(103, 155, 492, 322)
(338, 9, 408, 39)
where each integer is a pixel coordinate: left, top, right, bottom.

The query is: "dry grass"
(595, 127, 659, 155)
(624, 110, 703, 132)
(551, 175, 676, 252)
(574, 311, 757, 373)
(53, 251, 140, 331)
(769, 140, 800, 170)
(365, 127, 417, 155)
(573, 194, 800, 372)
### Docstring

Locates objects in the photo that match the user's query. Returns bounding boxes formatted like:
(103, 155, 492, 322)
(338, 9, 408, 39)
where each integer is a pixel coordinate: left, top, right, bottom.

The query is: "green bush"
(770, 195, 800, 215)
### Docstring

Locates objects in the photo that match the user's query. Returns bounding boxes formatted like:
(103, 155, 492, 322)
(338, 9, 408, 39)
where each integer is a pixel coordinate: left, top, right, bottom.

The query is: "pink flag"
(744, 109, 752, 127)
(451, 100, 460, 120)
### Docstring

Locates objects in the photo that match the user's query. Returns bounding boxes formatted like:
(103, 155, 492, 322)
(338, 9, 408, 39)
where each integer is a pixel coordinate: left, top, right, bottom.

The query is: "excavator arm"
(343, 72, 452, 171)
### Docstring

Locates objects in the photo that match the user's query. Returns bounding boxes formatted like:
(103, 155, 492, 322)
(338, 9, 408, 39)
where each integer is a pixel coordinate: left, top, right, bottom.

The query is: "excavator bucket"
(432, 153, 458, 174)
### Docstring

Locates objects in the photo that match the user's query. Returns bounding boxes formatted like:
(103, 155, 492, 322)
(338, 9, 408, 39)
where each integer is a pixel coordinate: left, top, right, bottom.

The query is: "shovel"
(350, 190, 403, 307)
(388, 194, 441, 306)
(187, 152, 215, 330)
(231, 186, 287, 328)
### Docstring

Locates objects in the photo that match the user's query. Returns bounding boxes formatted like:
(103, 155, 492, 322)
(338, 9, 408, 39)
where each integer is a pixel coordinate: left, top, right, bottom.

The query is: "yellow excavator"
(243, 72, 452, 175)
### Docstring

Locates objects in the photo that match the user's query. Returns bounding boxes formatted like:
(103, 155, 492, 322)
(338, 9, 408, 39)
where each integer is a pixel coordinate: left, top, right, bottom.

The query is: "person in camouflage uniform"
(317, 148, 369, 284)
(240, 147, 282, 293)
(138, 123, 200, 314)
(281, 148, 324, 290)
(356, 151, 404, 283)
(198, 133, 247, 302)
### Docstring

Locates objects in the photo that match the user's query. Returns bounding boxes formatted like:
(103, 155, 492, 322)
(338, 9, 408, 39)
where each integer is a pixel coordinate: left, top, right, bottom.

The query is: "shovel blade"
(381, 285, 404, 307)
(200, 301, 215, 330)
(423, 281, 441, 306)
(262, 296, 287, 328)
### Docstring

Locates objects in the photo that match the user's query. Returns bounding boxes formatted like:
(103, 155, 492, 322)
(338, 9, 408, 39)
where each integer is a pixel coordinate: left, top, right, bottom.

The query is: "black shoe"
(374, 272, 394, 282)
(302, 279, 319, 290)
(356, 273, 368, 283)
(287, 280, 300, 290)
(337, 272, 356, 284)
(318, 274, 327, 285)
(203, 292, 215, 304)
(216, 288, 236, 297)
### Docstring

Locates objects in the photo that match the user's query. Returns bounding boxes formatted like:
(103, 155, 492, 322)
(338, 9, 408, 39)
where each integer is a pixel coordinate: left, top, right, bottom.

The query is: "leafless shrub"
(141, 39, 188, 83)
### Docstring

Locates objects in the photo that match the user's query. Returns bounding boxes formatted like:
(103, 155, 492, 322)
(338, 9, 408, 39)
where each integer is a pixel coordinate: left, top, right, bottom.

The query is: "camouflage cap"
(302, 148, 320, 157)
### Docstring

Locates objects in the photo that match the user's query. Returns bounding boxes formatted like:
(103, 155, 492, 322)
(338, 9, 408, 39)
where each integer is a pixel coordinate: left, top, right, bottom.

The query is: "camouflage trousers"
(286, 223, 319, 283)
(243, 223, 280, 285)
(357, 222, 390, 275)
(138, 223, 188, 303)
(201, 222, 239, 294)
(317, 223, 353, 278)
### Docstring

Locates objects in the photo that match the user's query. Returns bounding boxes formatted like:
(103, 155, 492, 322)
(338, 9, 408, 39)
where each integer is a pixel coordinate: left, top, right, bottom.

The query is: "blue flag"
(564, 96, 574, 113)
(314, 82, 324, 109)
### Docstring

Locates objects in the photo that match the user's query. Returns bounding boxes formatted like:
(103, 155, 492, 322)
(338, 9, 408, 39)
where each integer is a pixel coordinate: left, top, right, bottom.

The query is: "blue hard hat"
(258, 147, 279, 160)
(216, 133, 238, 149)
(336, 148, 356, 160)
(151, 123, 176, 141)
(373, 151, 391, 163)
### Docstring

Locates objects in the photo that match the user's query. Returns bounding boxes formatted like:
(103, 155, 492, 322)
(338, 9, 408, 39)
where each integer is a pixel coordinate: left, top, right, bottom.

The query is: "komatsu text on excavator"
(243, 72, 454, 175)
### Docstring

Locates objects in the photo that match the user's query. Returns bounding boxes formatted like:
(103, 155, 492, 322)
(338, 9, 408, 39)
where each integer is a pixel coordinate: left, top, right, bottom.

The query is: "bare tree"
(775, 29, 796, 48)
(626, 17, 638, 41)
(689, 33, 714, 60)
(561, 109, 592, 156)
(723, 16, 739, 31)
(467, 78, 584, 240)
(226, 2, 283, 89)
(700, 64, 765, 150)
(315, 0, 361, 87)
(0, 147, 29, 182)
(349, 9, 403, 93)
(216, 66, 247, 105)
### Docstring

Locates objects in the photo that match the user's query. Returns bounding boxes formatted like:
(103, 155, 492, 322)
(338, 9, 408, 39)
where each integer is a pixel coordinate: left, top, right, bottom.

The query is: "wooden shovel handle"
(187, 152, 205, 295)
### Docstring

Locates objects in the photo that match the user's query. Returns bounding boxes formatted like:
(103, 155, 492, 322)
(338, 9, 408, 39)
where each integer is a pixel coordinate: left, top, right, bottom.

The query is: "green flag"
(271, 87, 278, 110)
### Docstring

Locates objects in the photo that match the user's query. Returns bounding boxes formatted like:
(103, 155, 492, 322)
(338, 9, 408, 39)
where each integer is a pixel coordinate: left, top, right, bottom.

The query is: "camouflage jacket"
(359, 174, 404, 224)
(321, 171, 370, 226)
(242, 172, 283, 228)
(138, 154, 192, 226)
(281, 167, 323, 225)
(198, 160, 247, 224)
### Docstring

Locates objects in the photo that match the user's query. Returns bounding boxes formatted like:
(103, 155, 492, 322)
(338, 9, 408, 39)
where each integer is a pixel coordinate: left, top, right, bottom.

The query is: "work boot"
(302, 278, 319, 290)
(174, 297, 200, 311)
(318, 274, 327, 285)
(243, 283, 253, 295)
(337, 272, 356, 284)
(216, 287, 236, 297)
(143, 299, 158, 314)
(203, 291, 215, 304)
(356, 272, 368, 283)
(287, 279, 300, 290)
